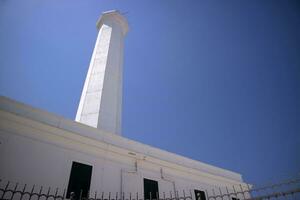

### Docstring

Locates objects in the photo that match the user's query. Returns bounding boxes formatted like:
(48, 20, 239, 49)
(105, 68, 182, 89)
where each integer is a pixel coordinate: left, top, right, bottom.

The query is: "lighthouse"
(75, 10, 128, 135)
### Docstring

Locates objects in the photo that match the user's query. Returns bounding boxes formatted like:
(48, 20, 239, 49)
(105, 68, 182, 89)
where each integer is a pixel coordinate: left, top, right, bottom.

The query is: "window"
(144, 178, 159, 200)
(194, 190, 206, 200)
(232, 198, 240, 200)
(67, 162, 93, 200)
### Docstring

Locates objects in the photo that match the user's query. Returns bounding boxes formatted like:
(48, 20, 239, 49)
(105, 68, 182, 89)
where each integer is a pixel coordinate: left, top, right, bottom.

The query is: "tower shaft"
(76, 11, 128, 135)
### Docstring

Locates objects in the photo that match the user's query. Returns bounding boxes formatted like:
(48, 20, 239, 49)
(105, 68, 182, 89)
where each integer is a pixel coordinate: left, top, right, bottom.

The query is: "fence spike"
(218, 187, 223, 199)
(1, 181, 9, 200)
(9, 182, 19, 200)
(54, 188, 58, 199)
(29, 184, 36, 200)
(37, 186, 43, 200)
(205, 189, 209, 200)
(46, 187, 51, 200)
(189, 190, 192, 200)
(20, 184, 27, 200)
(239, 184, 245, 199)
(80, 189, 83, 200)
(212, 188, 216, 200)
(232, 185, 237, 199)
(225, 187, 230, 200)
(62, 189, 66, 199)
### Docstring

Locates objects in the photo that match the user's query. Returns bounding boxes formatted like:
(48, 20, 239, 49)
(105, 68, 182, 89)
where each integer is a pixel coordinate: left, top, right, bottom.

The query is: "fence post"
(80, 190, 83, 200)
(1, 181, 10, 200)
(232, 186, 238, 200)
(63, 188, 66, 200)
(38, 186, 43, 200)
(9, 182, 19, 200)
(218, 187, 223, 200)
(46, 187, 51, 200)
(54, 188, 58, 200)
(239, 184, 245, 200)
(225, 187, 230, 200)
(20, 184, 27, 200)
(212, 188, 216, 200)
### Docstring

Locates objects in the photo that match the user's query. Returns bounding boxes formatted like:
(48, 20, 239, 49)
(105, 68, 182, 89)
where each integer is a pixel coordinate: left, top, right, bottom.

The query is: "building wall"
(0, 98, 248, 200)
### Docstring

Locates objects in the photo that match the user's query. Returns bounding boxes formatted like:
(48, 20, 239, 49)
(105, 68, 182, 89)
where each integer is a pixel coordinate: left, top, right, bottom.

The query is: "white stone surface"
(76, 10, 128, 135)
(0, 96, 248, 199)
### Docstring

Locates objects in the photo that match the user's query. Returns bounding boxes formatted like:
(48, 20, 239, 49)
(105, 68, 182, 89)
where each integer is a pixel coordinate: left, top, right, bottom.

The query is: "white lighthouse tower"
(75, 10, 128, 135)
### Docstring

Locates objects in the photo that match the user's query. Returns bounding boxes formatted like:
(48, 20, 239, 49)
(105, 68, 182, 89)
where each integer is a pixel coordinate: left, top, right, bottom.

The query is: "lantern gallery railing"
(1, 177, 300, 200)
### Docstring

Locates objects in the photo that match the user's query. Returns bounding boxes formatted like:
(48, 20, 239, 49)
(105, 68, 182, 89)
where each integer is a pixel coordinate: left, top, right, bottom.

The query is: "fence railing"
(0, 180, 66, 200)
(206, 177, 300, 200)
(1, 177, 300, 200)
(0, 179, 193, 200)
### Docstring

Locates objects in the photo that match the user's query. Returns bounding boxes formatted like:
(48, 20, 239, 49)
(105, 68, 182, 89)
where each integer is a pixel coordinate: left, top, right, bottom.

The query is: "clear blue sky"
(0, 0, 299, 185)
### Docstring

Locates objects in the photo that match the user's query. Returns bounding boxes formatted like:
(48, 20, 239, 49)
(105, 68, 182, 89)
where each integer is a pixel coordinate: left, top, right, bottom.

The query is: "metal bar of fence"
(189, 190, 192, 200)
(63, 189, 66, 200)
(20, 184, 27, 200)
(218, 187, 222, 200)
(38, 186, 43, 200)
(232, 185, 237, 200)
(54, 188, 58, 200)
(239, 184, 245, 200)
(1, 181, 10, 200)
(225, 187, 229, 200)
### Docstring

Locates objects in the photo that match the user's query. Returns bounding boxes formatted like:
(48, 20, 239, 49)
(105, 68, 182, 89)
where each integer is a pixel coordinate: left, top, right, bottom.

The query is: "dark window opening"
(194, 190, 206, 200)
(144, 178, 159, 200)
(232, 198, 240, 200)
(67, 162, 93, 200)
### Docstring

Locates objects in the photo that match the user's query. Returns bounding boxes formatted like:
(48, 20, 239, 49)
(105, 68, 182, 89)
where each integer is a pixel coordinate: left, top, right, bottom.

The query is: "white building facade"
(0, 11, 248, 200)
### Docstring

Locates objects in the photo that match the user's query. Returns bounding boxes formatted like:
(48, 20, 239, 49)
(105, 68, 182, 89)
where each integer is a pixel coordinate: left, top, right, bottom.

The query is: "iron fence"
(1, 177, 300, 200)
(206, 177, 300, 200)
(0, 180, 193, 200)
(0, 180, 65, 200)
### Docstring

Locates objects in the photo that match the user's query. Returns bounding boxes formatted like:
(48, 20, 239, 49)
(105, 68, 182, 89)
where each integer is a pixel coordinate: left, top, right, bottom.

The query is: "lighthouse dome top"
(96, 10, 129, 35)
